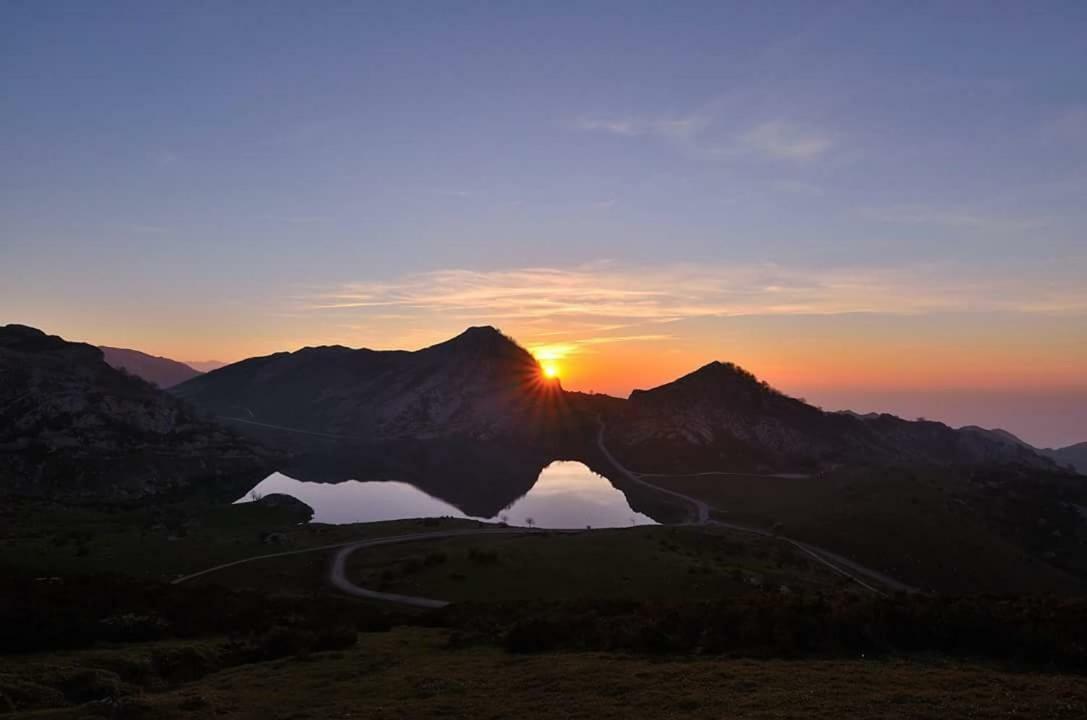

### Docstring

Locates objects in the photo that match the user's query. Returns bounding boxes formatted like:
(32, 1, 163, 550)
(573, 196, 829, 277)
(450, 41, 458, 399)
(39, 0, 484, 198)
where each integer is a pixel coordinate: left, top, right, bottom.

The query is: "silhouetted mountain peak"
(173, 325, 562, 443)
(420, 326, 534, 372)
(438, 325, 520, 352)
(2, 324, 96, 356)
(631, 360, 778, 406)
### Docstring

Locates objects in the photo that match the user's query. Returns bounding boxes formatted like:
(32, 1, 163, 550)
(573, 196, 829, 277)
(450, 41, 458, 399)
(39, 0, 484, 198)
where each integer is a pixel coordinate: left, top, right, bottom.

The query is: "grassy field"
(340, 525, 856, 603)
(648, 467, 1083, 594)
(4, 628, 1087, 719)
(0, 495, 483, 583)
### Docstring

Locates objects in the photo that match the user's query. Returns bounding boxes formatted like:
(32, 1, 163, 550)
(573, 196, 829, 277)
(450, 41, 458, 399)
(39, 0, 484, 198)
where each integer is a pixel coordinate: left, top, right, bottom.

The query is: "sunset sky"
(3, 3, 1086, 446)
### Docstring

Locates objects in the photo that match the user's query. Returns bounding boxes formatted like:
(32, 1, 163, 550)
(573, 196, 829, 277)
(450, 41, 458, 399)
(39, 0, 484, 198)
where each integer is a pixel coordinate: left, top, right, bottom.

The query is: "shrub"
(467, 548, 499, 565)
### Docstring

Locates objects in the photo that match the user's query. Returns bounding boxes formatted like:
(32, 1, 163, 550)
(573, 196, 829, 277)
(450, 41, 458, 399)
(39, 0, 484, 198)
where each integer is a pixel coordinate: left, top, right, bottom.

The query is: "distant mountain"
(958, 426, 1034, 450)
(0, 325, 272, 501)
(606, 361, 1054, 473)
(184, 360, 227, 373)
(1040, 442, 1087, 474)
(957, 427, 1086, 475)
(173, 326, 582, 447)
(99, 345, 202, 388)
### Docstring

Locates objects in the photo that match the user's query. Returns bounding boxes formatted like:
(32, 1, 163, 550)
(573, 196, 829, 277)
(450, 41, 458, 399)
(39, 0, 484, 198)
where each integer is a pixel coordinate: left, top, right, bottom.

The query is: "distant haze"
(184, 360, 227, 373)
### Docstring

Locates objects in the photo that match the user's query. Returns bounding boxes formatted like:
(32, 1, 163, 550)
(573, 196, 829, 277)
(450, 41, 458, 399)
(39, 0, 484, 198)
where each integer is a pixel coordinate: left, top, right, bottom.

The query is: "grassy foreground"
(4, 628, 1087, 719)
(341, 525, 855, 603)
(648, 466, 1085, 594)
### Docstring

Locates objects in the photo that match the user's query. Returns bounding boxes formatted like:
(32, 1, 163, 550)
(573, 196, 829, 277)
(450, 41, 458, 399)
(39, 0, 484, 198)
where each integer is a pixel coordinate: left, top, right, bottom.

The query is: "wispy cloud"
(569, 113, 713, 145)
(738, 121, 832, 160)
(574, 114, 710, 142)
(296, 262, 1087, 351)
(575, 112, 833, 163)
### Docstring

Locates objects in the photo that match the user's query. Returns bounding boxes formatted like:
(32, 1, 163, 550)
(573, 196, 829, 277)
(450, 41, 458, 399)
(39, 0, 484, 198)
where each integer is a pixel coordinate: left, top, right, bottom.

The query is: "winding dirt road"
(595, 421, 916, 596)
(328, 528, 553, 608)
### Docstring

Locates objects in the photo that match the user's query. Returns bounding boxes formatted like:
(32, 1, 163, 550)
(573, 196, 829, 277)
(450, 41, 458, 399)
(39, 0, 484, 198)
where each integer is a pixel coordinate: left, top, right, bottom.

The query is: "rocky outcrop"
(0, 325, 273, 501)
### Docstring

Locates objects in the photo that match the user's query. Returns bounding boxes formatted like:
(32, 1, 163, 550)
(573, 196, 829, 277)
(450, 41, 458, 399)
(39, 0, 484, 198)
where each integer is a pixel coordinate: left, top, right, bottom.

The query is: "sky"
(2, 2, 1086, 447)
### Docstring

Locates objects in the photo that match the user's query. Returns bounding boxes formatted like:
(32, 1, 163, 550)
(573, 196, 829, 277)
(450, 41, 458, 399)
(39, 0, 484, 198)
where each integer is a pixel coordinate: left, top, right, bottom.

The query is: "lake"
(237, 460, 656, 529)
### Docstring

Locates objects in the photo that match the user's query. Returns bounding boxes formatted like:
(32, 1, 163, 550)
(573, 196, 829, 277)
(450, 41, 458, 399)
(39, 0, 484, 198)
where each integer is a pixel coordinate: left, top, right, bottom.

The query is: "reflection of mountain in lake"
(492, 461, 655, 528)
(240, 461, 656, 529)
(276, 439, 551, 517)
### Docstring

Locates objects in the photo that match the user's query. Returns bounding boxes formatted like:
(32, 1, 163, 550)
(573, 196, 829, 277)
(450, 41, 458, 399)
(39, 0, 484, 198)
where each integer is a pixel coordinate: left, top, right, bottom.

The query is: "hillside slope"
(0, 325, 271, 501)
(1040, 442, 1087, 474)
(173, 326, 586, 446)
(99, 345, 202, 388)
(607, 361, 1052, 473)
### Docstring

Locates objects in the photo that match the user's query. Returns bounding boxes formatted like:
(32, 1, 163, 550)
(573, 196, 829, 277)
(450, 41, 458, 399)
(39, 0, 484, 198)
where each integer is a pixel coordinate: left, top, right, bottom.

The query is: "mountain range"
(3, 323, 1083, 505)
(4, 322, 1084, 592)
(169, 326, 1068, 476)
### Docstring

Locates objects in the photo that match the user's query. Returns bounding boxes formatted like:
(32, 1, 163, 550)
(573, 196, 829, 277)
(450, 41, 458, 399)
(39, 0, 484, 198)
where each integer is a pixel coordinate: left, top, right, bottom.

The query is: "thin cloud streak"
(298, 264, 1087, 340)
(575, 111, 833, 162)
(738, 121, 832, 160)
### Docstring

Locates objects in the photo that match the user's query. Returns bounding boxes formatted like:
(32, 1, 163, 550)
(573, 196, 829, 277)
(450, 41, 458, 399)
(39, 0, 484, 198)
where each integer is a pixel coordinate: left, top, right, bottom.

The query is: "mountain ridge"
(173, 328, 1055, 474)
(172, 325, 577, 446)
(99, 345, 203, 388)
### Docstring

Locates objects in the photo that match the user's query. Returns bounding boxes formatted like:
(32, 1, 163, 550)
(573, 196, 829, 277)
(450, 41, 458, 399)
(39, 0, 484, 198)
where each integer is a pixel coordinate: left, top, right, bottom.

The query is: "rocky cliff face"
(0, 325, 272, 501)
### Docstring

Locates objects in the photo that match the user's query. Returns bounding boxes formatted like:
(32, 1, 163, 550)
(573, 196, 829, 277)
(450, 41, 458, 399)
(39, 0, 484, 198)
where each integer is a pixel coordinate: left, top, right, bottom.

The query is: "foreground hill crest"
(0, 324, 271, 500)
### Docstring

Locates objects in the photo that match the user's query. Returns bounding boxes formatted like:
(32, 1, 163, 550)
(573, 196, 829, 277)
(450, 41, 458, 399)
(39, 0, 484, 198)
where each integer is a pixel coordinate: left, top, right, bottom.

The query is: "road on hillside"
(328, 528, 565, 607)
(173, 527, 565, 608)
(595, 420, 916, 596)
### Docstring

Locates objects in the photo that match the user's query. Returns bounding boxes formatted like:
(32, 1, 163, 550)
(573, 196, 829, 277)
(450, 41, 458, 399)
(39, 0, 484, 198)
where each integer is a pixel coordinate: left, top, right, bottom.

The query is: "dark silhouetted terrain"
(607, 361, 1055, 473)
(1041, 441, 1087, 474)
(172, 326, 581, 445)
(0, 325, 272, 501)
(99, 345, 203, 388)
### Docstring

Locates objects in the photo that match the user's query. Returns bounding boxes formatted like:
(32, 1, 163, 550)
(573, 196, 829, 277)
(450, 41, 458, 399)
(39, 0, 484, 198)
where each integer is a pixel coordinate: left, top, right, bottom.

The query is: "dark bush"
(258, 626, 315, 659)
(424, 551, 448, 566)
(468, 548, 499, 565)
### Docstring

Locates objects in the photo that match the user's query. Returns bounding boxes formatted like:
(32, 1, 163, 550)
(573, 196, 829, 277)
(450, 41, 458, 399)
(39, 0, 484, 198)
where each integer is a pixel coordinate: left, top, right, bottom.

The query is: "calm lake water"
(237, 460, 656, 529)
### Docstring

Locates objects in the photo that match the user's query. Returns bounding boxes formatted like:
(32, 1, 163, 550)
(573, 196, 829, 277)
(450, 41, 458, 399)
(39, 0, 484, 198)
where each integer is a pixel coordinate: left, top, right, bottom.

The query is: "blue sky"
(2, 2, 1086, 445)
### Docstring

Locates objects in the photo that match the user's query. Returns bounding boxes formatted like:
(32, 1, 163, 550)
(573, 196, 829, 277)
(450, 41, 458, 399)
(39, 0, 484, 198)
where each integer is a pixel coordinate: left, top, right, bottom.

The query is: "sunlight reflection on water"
(237, 460, 656, 529)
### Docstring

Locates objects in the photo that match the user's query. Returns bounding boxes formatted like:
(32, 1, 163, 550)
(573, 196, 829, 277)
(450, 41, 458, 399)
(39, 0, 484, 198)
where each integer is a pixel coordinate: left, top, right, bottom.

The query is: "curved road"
(328, 528, 557, 608)
(173, 527, 563, 608)
(596, 421, 915, 596)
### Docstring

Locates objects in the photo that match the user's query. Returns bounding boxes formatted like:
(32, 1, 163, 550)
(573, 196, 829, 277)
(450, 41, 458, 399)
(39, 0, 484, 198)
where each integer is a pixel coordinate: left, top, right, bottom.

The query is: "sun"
(542, 363, 560, 379)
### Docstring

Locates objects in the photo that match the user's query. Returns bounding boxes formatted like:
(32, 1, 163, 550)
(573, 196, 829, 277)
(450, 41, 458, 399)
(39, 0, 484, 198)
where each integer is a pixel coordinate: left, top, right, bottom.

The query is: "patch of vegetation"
(3, 628, 1087, 719)
(652, 465, 1087, 594)
(345, 526, 848, 603)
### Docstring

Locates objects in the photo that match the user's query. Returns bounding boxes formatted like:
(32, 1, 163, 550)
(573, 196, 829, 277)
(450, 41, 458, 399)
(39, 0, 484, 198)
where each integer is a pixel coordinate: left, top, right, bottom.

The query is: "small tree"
(525, 517, 536, 528)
